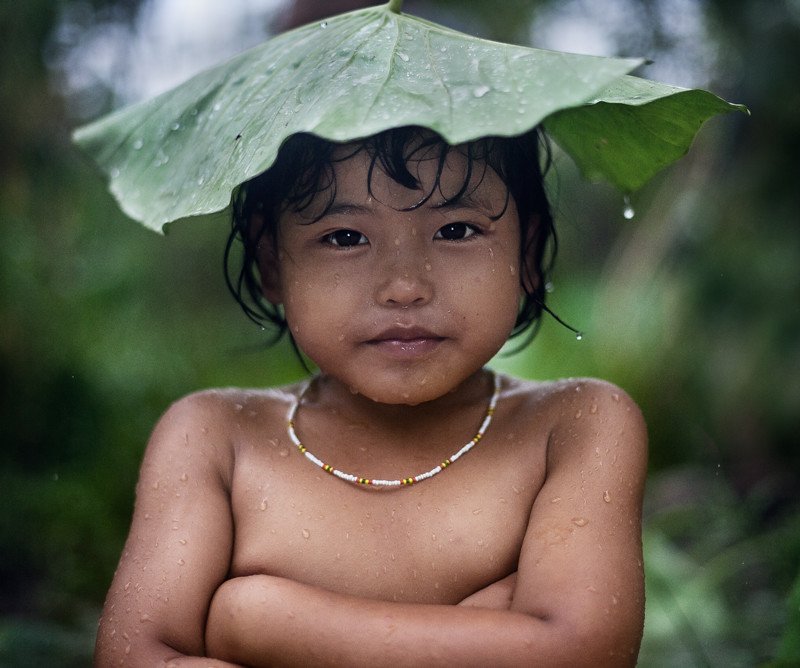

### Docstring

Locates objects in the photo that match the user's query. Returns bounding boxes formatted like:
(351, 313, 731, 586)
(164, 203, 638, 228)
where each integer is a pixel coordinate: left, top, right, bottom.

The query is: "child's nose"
(375, 254, 433, 308)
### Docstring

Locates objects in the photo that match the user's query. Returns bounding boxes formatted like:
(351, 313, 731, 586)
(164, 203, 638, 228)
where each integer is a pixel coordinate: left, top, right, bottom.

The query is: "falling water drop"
(575, 332, 584, 341)
(320, 21, 328, 28)
(623, 196, 635, 220)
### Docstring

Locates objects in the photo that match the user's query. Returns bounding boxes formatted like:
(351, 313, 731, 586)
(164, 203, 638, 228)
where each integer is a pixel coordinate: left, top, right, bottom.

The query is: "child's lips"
(365, 326, 446, 358)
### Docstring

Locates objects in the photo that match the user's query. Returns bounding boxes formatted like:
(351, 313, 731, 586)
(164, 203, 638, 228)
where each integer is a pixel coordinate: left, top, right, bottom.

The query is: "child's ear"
(252, 213, 283, 305)
(520, 213, 541, 295)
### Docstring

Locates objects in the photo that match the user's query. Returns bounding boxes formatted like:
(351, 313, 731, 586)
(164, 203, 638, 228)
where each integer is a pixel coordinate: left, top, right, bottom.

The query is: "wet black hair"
(225, 125, 560, 346)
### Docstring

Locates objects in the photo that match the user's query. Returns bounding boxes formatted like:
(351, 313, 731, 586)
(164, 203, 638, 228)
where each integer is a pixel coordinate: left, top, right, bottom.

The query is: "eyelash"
(321, 223, 481, 248)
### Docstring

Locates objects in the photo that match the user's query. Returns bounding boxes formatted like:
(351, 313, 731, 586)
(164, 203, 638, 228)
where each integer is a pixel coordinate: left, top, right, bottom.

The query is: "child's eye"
(323, 229, 368, 247)
(434, 222, 479, 241)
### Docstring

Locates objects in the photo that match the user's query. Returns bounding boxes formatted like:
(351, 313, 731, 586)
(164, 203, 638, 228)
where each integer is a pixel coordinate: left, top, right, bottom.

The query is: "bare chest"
(227, 432, 546, 604)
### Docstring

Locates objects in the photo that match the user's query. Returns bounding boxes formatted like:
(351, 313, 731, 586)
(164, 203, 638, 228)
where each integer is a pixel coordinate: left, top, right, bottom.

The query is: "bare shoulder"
(499, 374, 647, 461)
(146, 384, 300, 476)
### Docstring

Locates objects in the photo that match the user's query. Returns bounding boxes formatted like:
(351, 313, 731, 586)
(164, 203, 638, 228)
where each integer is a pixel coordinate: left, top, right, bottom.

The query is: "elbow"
(511, 610, 642, 668)
(94, 618, 201, 667)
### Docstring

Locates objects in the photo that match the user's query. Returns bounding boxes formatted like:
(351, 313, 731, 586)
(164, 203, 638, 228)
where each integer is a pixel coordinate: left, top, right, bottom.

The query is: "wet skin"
(94, 147, 648, 667)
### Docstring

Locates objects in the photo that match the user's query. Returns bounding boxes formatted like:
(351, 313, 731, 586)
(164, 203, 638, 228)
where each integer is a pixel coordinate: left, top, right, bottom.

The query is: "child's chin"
(357, 375, 453, 406)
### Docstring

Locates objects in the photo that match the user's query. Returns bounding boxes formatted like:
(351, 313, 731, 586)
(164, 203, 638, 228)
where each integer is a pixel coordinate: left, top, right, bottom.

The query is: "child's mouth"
(366, 326, 445, 358)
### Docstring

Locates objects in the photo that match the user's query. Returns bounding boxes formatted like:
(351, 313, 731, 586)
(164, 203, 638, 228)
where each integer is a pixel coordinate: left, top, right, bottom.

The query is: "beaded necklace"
(286, 371, 501, 487)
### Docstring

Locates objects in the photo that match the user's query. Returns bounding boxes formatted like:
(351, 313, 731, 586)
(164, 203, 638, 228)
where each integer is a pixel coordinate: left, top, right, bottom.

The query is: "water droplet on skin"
(338, 333, 345, 341)
(575, 410, 583, 419)
(279, 448, 289, 457)
(133, 139, 143, 150)
(590, 403, 598, 414)
(424, 263, 432, 271)
(623, 196, 635, 220)
(473, 85, 490, 98)
(472, 509, 482, 515)
(179, 539, 187, 545)
(612, 393, 620, 402)
(302, 529, 310, 539)
(260, 499, 268, 511)
(572, 517, 589, 527)
(170, 122, 181, 131)
(140, 613, 152, 623)
(551, 497, 562, 503)
(123, 582, 131, 591)
(603, 491, 612, 503)
(177, 558, 185, 566)
(179, 472, 188, 482)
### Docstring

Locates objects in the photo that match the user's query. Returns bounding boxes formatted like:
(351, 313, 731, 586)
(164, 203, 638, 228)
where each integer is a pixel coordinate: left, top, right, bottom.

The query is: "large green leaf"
(73, 1, 746, 233)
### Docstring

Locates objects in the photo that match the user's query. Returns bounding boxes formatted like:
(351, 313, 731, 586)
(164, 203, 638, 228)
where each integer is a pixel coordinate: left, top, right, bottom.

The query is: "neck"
(306, 368, 493, 433)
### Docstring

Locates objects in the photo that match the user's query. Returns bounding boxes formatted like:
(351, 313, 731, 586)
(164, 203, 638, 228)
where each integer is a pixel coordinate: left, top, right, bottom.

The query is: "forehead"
(325, 139, 509, 211)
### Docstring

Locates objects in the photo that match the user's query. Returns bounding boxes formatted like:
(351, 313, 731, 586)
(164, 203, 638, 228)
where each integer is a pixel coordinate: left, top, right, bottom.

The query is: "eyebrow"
(295, 202, 371, 225)
(432, 190, 503, 215)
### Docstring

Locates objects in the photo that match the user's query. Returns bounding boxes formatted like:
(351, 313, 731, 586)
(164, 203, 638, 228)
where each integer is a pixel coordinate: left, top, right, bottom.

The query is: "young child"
(94, 126, 647, 666)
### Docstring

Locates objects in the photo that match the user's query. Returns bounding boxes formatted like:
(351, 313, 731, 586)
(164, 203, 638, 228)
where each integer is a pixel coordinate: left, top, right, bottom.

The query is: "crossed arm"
(95, 382, 647, 667)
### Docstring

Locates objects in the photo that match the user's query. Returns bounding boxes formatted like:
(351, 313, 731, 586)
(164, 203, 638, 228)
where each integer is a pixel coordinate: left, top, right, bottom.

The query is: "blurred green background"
(1, 0, 798, 665)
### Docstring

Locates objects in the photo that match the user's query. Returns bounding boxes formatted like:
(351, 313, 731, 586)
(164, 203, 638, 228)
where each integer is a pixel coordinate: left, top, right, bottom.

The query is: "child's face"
(263, 144, 523, 405)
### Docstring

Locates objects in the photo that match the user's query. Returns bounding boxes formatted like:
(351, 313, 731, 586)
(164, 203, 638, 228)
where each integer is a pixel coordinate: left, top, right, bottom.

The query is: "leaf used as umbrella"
(73, 0, 747, 233)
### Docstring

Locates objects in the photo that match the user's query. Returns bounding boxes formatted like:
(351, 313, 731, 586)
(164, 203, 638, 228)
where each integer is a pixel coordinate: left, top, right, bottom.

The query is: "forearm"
(94, 634, 244, 668)
(206, 575, 585, 668)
